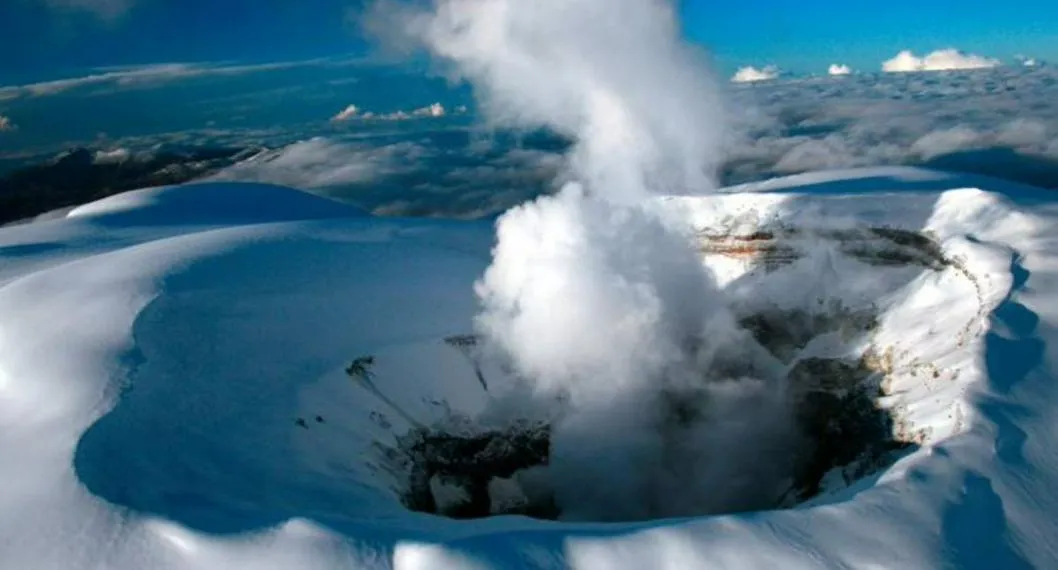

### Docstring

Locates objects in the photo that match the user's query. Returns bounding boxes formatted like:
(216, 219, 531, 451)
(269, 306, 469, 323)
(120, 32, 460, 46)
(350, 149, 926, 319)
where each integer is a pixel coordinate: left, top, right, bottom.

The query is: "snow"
(1, 170, 1058, 568)
(67, 181, 366, 225)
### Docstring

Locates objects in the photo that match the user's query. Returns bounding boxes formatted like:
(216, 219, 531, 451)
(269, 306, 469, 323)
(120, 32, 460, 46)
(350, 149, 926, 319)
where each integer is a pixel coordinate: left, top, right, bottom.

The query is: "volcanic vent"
(321, 223, 981, 522)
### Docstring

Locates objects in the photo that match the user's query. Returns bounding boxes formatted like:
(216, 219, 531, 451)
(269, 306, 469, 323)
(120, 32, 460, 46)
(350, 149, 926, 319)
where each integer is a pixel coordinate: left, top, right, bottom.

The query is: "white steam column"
(373, 0, 797, 521)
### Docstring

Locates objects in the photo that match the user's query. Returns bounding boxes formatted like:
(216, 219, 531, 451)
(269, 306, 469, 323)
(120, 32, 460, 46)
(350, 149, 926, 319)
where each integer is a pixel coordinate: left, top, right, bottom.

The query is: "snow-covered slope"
(1, 169, 1057, 568)
(66, 181, 368, 225)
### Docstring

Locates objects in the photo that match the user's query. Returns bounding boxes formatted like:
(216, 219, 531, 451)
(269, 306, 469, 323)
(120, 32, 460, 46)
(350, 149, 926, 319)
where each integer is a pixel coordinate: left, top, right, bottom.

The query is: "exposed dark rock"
(397, 421, 553, 519)
(786, 357, 908, 499)
(0, 146, 249, 225)
(740, 303, 878, 363)
(698, 226, 952, 273)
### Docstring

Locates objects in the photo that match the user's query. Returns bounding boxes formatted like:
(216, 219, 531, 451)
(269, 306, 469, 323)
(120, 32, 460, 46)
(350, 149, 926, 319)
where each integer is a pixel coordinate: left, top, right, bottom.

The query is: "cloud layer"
(724, 65, 1058, 189)
(882, 49, 1000, 73)
(7, 65, 1058, 222)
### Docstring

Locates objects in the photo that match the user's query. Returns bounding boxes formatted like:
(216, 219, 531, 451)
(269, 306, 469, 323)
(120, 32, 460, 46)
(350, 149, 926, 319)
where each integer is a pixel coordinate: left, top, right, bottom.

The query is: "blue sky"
(1, 0, 1055, 85)
(684, 0, 1058, 72)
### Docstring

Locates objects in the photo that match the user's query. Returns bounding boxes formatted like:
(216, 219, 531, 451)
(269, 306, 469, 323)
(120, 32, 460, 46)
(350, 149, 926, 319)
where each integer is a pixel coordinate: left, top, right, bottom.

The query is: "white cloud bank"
(828, 64, 852, 76)
(732, 66, 779, 83)
(882, 49, 1000, 73)
(0, 116, 15, 132)
(331, 102, 455, 122)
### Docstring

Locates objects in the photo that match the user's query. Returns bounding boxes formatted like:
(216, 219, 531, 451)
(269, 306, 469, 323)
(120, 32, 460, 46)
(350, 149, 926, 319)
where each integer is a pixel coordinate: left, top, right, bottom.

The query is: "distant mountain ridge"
(0, 145, 255, 225)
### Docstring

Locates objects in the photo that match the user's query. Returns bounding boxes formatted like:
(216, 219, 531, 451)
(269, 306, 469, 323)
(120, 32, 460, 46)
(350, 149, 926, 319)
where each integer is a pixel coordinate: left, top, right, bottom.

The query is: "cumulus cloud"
(0, 116, 15, 132)
(331, 104, 361, 122)
(732, 66, 779, 83)
(366, 102, 448, 120)
(882, 49, 1000, 73)
(828, 64, 852, 76)
(412, 102, 446, 117)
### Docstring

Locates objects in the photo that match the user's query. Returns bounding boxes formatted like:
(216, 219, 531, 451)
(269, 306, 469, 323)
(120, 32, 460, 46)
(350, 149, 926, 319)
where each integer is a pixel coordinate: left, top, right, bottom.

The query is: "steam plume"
(372, 0, 799, 520)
